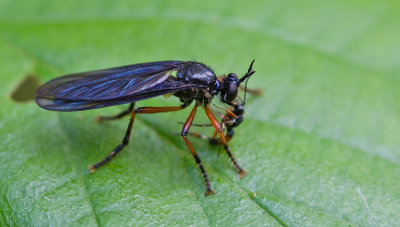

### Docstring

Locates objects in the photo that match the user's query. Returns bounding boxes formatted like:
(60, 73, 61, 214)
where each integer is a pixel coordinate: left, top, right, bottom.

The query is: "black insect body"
(36, 60, 256, 195)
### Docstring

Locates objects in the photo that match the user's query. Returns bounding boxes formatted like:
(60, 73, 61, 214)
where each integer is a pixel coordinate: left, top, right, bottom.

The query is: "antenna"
(243, 74, 250, 105)
(239, 60, 255, 105)
(238, 59, 255, 84)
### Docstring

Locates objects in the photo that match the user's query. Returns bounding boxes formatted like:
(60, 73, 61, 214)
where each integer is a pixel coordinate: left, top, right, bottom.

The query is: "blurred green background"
(1, 0, 399, 226)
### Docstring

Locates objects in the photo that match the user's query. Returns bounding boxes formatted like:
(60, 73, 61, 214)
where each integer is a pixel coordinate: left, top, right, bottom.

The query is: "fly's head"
(218, 60, 255, 106)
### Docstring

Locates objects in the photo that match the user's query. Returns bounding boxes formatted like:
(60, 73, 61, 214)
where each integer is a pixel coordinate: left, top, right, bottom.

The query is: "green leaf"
(1, 0, 400, 226)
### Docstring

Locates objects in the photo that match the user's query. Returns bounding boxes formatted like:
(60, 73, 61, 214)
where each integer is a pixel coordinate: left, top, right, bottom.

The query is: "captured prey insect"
(36, 60, 256, 195)
(189, 102, 246, 146)
(190, 80, 262, 151)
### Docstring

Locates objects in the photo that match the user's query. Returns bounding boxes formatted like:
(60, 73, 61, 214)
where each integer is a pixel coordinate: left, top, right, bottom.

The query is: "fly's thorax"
(177, 62, 217, 85)
(175, 62, 219, 105)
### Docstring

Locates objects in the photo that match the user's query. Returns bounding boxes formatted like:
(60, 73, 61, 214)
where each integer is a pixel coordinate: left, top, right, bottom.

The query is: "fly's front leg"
(96, 103, 135, 122)
(89, 104, 186, 172)
(204, 105, 247, 177)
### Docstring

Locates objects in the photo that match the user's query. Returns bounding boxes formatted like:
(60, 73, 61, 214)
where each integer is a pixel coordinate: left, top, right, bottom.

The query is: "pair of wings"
(36, 61, 202, 111)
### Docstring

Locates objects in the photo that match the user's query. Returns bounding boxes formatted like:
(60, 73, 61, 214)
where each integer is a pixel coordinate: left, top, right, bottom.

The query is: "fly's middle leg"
(181, 104, 215, 196)
(96, 103, 135, 122)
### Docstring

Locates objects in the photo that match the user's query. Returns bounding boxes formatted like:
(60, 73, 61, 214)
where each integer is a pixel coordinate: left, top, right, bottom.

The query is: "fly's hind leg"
(96, 103, 135, 122)
(89, 103, 187, 172)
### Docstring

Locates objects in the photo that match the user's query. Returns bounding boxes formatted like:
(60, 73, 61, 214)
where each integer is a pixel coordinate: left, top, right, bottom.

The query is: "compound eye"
(224, 82, 238, 103)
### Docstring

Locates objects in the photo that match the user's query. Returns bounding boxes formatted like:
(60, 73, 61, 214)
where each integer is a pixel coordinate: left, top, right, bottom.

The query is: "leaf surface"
(1, 1, 399, 226)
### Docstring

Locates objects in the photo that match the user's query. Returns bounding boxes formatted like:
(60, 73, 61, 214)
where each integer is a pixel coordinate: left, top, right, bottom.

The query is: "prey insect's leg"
(189, 128, 224, 145)
(182, 105, 215, 196)
(204, 105, 247, 177)
(189, 132, 209, 140)
(191, 128, 235, 146)
(189, 131, 220, 145)
(89, 104, 186, 172)
(96, 103, 135, 122)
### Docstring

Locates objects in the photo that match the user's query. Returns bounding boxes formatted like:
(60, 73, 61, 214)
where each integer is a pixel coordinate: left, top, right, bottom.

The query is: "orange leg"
(213, 105, 237, 119)
(182, 105, 215, 195)
(204, 105, 247, 177)
(214, 105, 237, 119)
(89, 104, 186, 172)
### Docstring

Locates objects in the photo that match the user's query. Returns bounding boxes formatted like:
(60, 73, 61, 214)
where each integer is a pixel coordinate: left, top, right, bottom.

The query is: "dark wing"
(36, 61, 192, 111)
